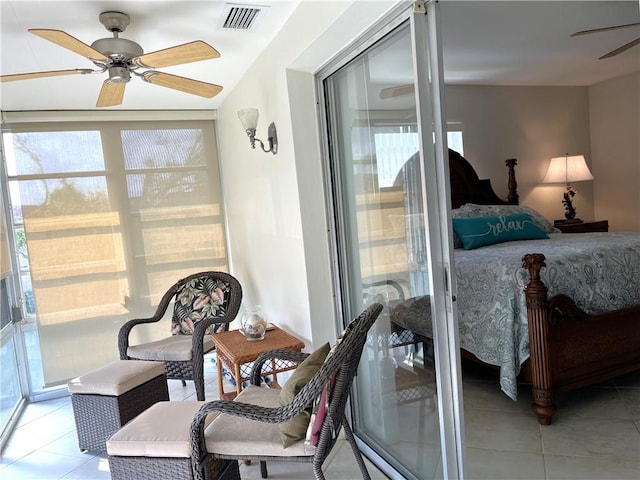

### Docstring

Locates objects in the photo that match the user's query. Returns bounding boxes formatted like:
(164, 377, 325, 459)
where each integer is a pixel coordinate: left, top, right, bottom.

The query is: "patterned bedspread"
(455, 232, 640, 400)
(390, 232, 640, 400)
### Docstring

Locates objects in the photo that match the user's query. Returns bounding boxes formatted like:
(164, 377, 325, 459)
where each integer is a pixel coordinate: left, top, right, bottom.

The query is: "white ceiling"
(0, 0, 299, 111)
(1, 0, 639, 112)
(440, 0, 640, 86)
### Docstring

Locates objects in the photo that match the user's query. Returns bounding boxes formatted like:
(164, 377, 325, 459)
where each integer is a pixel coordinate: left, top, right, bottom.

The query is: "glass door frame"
(316, 1, 464, 478)
(0, 154, 29, 451)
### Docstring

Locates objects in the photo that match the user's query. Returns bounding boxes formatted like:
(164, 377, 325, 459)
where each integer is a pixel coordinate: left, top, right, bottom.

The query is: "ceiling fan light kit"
(0, 11, 223, 107)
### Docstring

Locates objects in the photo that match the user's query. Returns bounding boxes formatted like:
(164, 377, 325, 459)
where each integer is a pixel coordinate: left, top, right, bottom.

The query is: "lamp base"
(554, 218, 583, 226)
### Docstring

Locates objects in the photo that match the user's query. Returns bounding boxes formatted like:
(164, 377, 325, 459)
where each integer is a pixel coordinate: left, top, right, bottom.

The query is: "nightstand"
(554, 220, 609, 233)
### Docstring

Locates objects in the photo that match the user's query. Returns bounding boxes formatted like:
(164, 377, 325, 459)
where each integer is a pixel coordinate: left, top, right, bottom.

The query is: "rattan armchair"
(190, 303, 383, 480)
(118, 271, 242, 401)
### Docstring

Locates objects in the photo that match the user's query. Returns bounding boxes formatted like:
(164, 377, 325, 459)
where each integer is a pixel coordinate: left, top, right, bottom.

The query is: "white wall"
(215, 1, 398, 349)
(444, 85, 595, 223)
(215, 0, 350, 347)
(444, 78, 639, 232)
(589, 71, 640, 232)
(217, 0, 639, 353)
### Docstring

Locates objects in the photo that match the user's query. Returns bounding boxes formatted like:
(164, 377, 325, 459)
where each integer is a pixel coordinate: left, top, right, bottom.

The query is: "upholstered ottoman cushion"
(107, 401, 215, 457)
(68, 360, 168, 453)
(107, 401, 240, 480)
(68, 360, 165, 395)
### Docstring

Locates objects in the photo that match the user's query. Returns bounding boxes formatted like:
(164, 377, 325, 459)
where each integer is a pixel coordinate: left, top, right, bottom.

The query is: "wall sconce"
(237, 108, 278, 154)
(543, 153, 593, 224)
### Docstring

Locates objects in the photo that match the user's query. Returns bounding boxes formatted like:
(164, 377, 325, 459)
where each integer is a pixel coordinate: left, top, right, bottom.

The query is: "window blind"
(2, 119, 228, 387)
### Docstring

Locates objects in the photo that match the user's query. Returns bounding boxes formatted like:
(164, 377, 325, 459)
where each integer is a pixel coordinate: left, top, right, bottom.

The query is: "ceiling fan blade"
(380, 84, 414, 99)
(133, 41, 220, 68)
(571, 22, 640, 37)
(96, 80, 126, 107)
(0, 68, 93, 82)
(142, 71, 223, 98)
(29, 29, 108, 62)
(599, 37, 640, 59)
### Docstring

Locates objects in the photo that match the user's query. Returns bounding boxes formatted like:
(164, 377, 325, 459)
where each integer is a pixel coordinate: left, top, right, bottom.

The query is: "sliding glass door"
(0, 166, 27, 449)
(319, 3, 463, 478)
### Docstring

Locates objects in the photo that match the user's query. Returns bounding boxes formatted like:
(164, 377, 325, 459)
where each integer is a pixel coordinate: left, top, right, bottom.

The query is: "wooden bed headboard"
(448, 149, 519, 208)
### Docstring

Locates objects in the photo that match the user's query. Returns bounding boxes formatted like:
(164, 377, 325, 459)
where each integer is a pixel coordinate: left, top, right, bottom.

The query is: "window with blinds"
(2, 119, 228, 387)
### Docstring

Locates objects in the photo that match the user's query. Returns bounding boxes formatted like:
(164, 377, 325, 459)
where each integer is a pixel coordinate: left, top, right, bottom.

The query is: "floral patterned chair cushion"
(170, 277, 231, 335)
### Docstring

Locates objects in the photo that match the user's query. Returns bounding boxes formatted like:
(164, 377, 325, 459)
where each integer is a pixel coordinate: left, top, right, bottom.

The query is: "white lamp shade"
(543, 155, 594, 184)
(238, 108, 259, 131)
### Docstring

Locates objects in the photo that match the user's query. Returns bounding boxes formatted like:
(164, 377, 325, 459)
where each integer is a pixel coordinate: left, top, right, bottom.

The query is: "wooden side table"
(554, 220, 609, 233)
(212, 325, 305, 400)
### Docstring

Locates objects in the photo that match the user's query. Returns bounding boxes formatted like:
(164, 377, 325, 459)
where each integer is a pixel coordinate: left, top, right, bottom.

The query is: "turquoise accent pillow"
(452, 214, 549, 250)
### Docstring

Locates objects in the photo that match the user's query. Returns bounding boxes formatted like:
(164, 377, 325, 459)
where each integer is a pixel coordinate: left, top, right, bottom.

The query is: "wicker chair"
(118, 271, 242, 401)
(190, 303, 383, 480)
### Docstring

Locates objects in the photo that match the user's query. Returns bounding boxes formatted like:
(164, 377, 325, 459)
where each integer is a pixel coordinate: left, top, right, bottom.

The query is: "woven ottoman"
(67, 360, 169, 453)
(107, 401, 240, 480)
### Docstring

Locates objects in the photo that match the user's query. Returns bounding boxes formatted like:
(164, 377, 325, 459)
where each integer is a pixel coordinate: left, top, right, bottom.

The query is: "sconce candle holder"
(238, 108, 278, 154)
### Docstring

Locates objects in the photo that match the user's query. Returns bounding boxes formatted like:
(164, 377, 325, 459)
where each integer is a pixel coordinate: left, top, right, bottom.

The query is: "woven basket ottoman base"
(109, 455, 240, 480)
(68, 360, 168, 453)
(107, 401, 240, 480)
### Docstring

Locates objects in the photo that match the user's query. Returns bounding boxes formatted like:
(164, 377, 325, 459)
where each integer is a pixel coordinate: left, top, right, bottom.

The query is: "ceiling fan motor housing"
(108, 66, 131, 83)
(91, 37, 144, 61)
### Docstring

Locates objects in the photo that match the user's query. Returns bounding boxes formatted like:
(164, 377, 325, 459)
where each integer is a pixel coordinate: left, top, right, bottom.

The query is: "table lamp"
(543, 154, 593, 224)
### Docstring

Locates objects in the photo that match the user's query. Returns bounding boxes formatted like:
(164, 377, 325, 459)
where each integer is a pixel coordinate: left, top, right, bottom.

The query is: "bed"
(386, 149, 640, 425)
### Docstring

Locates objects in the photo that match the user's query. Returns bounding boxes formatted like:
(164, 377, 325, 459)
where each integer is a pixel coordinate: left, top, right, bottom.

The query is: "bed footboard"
(522, 253, 640, 425)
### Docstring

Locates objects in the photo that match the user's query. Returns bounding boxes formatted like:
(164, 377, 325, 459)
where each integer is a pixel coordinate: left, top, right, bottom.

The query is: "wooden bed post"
(505, 159, 519, 205)
(522, 253, 556, 425)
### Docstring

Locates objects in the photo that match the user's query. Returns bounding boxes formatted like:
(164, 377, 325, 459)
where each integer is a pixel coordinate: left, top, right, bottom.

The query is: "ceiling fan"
(571, 21, 640, 59)
(0, 11, 223, 107)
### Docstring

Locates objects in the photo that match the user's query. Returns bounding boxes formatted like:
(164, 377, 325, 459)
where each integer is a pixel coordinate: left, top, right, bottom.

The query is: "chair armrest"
(117, 316, 164, 359)
(191, 318, 229, 356)
(117, 285, 178, 359)
(250, 349, 309, 386)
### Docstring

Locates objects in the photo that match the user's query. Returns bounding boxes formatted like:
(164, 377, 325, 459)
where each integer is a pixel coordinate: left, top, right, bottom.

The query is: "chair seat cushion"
(67, 360, 165, 396)
(127, 335, 214, 362)
(204, 386, 315, 458)
(107, 401, 217, 458)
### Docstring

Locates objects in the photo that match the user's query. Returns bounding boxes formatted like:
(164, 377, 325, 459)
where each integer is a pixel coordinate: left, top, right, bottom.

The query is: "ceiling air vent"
(221, 3, 267, 30)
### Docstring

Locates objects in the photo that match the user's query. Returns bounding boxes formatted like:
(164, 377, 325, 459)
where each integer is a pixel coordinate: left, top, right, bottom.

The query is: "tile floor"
(461, 360, 640, 480)
(0, 355, 638, 480)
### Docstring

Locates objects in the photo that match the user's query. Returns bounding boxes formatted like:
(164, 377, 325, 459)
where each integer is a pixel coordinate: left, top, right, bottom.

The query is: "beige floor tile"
(464, 408, 542, 454)
(234, 441, 387, 480)
(554, 386, 633, 420)
(14, 396, 70, 428)
(464, 447, 545, 480)
(0, 450, 90, 480)
(5, 411, 75, 453)
(3, 356, 638, 480)
(462, 379, 532, 415)
(382, 440, 442, 479)
(59, 455, 111, 480)
(39, 430, 92, 459)
(541, 416, 640, 461)
(617, 387, 640, 420)
(544, 453, 640, 480)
